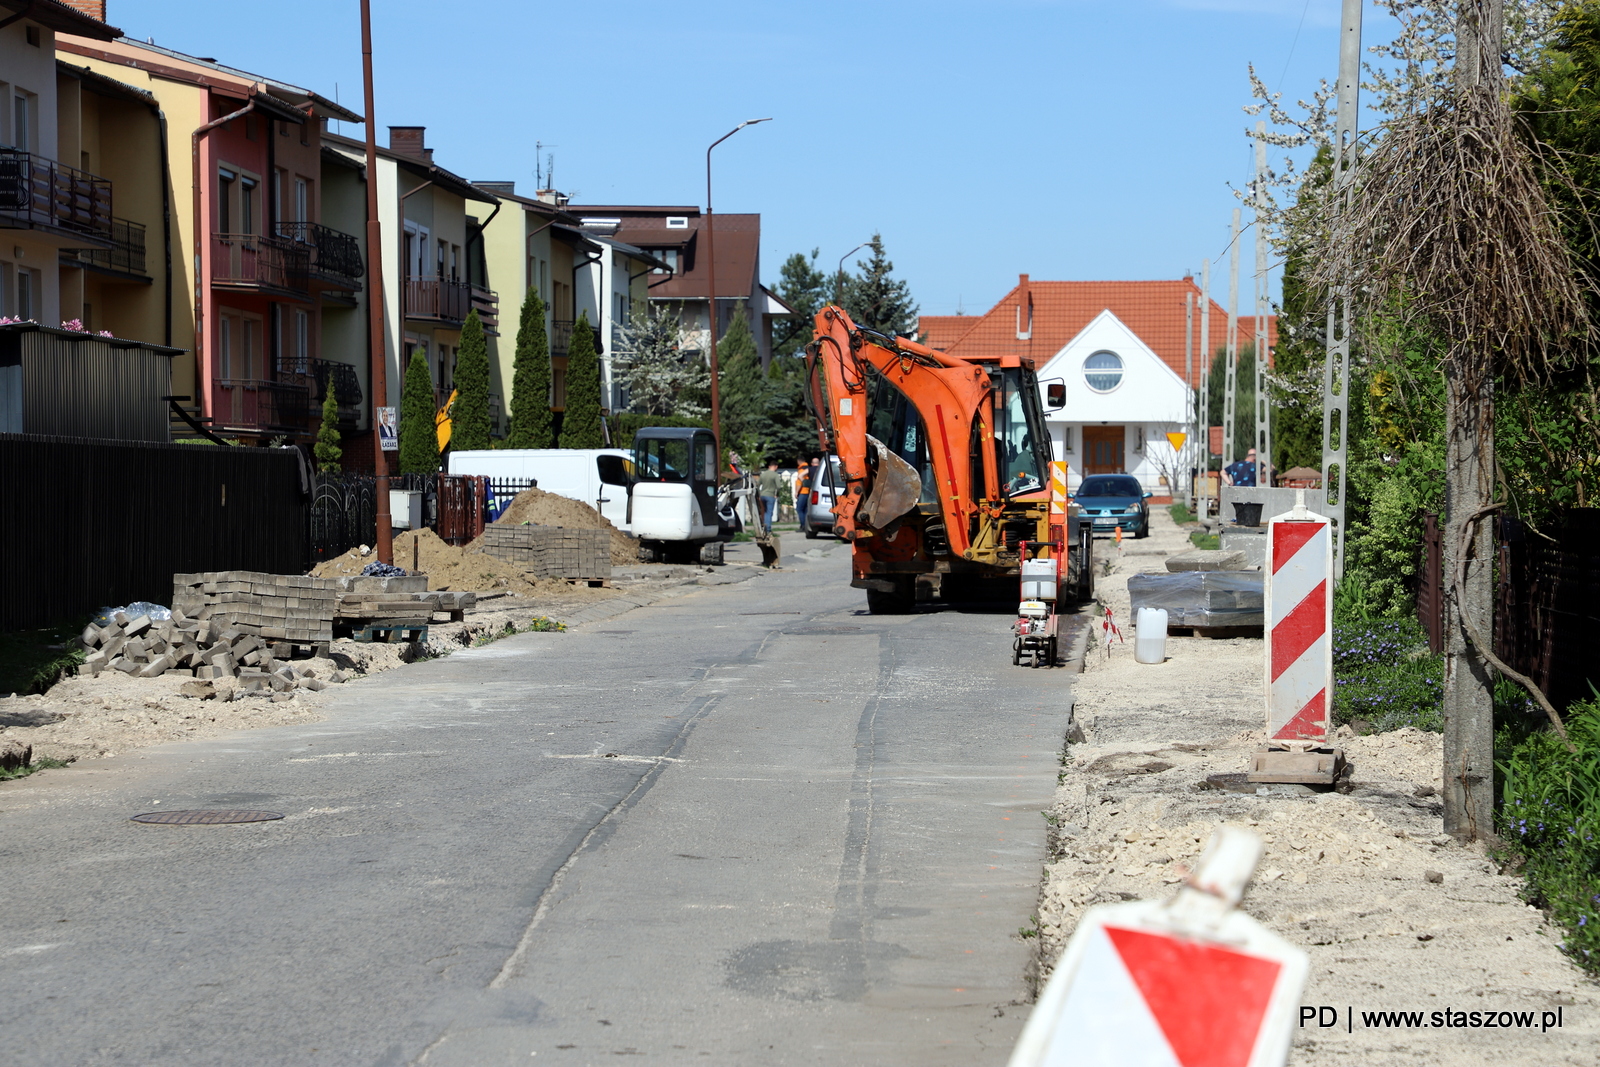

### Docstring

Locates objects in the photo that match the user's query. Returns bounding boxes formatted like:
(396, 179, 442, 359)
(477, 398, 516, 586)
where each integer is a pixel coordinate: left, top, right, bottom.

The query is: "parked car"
(805, 456, 847, 538)
(1072, 473, 1152, 538)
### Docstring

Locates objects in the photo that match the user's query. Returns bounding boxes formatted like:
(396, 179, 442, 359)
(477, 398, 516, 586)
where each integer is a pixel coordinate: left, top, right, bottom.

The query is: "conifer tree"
(451, 309, 492, 451)
(716, 305, 762, 447)
(398, 348, 441, 474)
(558, 312, 604, 448)
(841, 233, 920, 338)
(508, 288, 552, 448)
(313, 385, 342, 473)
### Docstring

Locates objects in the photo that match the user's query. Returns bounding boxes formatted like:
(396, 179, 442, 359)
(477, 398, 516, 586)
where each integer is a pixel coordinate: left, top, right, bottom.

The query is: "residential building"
(57, 29, 366, 444)
(563, 204, 791, 369)
(0, 0, 122, 331)
(324, 126, 498, 465)
(470, 182, 660, 430)
(924, 275, 1276, 494)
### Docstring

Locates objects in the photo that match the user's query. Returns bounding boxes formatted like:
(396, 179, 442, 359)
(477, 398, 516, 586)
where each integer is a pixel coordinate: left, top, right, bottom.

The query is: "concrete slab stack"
(479, 525, 610, 582)
(170, 571, 339, 650)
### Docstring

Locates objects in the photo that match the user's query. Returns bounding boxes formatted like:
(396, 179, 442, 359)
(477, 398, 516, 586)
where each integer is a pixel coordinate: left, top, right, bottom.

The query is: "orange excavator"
(804, 305, 1093, 615)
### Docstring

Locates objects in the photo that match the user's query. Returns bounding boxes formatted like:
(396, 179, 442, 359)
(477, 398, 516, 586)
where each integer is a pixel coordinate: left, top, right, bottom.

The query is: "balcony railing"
(470, 284, 499, 335)
(212, 232, 309, 294)
(405, 275, 470, 324)
(212, 378, 313, 434)
(274, 220, 364, 287)
(0, 148, 113, 240)
(64, 217, 147, 276)
(551, 318, 573, 357)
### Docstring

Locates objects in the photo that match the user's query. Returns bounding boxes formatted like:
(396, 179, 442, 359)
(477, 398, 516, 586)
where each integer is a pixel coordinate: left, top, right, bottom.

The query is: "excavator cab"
(990, 364, 1055, 500)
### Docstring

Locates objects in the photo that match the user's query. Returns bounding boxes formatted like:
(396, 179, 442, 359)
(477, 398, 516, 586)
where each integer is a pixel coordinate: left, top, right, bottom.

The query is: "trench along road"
(1, 541, 1084, 1066)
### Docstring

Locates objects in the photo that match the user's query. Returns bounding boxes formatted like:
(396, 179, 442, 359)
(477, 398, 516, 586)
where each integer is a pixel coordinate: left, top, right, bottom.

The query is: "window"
(652, 248, 679, 274)
(239, 177, 257, 235)
(16, 268, 33, 320)
(1084, 350, 1123, 393)
(437, 239, 446, 279)
(294, 178, 309, 224)
(242, 317, 259, 379)
(220, 316, 233, 378)
(450, 244, 460, 280)
(1062, 426, 1074, 453)
(297, 310, 311, 372)
(13, 91, 33, 152)
(218, 169, 236, 231)
(665, 216, 688, 229)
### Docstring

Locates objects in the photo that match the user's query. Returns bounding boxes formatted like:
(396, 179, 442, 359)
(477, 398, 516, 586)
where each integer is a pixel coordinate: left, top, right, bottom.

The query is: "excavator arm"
(804, 305, 1001, 561)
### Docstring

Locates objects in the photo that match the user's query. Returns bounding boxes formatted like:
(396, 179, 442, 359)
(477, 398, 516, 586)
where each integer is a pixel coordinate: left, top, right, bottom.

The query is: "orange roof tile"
(919, 314, 980, 351)
(921, 277, 1278, 386)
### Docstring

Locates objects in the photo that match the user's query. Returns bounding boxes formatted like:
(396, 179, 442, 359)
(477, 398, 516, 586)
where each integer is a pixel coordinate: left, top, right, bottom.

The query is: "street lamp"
(834, 242, 867, 307)
(705, 117, 771, 463)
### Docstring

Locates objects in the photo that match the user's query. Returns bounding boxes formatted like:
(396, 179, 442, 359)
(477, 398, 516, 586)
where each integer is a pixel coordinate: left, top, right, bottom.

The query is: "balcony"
(470, 285, 499, 335)
(0, 148, 113, 244)
(551, 318, 573, 357)
(211, 377, 312, 435)
(212, 232, 309, 296)
(275, 220, 363, 289)
(404, 275, 470, 324)
(63, 217, 147, 277)
(308, 357, 364, 429)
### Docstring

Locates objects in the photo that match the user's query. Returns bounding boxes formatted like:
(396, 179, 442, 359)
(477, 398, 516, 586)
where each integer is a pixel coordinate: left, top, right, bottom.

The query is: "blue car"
(1073, 474, 1153, 539)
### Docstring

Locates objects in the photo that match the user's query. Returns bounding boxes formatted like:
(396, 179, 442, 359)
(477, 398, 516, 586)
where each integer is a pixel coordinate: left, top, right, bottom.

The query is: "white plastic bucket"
(1134, 607, 1168, 664)
(1020, 558, 1058, 601)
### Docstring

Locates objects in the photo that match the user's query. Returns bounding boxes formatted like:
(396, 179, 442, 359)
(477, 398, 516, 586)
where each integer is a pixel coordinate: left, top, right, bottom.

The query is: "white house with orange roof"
(923, 275, 1275, 497)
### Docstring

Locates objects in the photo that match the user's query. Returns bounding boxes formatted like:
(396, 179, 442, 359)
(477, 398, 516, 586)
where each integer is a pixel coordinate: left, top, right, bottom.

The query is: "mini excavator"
(805, 306, 1093, 616)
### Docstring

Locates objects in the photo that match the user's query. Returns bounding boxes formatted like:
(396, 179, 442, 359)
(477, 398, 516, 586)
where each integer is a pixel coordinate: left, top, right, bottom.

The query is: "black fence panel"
(0, 433, 307, 631)
(309, 473, 376, 566)
(1496, 511, 1600, 710)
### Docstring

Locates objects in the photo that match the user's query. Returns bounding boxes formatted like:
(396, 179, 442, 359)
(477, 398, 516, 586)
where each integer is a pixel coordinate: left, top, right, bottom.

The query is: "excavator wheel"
(865, 576, 916, 615)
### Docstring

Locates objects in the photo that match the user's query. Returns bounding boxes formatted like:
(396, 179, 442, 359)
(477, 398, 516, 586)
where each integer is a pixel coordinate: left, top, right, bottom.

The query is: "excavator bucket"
(857, 435, 922, 528)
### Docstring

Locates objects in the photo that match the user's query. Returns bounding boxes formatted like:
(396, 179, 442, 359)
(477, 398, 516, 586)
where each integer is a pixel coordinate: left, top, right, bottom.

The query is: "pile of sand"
(494, 487, 640, 566)
(310, 528, 613, 598)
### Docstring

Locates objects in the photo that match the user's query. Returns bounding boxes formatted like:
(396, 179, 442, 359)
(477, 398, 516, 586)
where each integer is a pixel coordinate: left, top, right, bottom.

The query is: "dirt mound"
(495, 487, 638, 565)
(310, 528, 613, 598)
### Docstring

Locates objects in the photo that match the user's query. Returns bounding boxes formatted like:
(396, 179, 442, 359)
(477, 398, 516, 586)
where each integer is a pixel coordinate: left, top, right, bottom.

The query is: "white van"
(448, 449, 632, 529)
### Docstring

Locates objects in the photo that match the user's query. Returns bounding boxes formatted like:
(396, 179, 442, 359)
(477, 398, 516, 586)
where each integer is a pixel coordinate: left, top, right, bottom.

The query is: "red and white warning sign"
(1010, 828, 1308, 1067)
(1265, 497, 1333, 742)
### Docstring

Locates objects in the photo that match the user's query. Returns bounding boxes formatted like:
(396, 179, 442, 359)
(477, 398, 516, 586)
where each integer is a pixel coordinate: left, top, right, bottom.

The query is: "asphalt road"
(1, 542, 1081, 1066)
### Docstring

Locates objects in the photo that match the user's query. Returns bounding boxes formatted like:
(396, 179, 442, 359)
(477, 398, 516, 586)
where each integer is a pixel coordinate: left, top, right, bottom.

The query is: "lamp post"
(834, 242, 867, 307)
(359, 0, 392, 564)
(705, 117, 771, 462)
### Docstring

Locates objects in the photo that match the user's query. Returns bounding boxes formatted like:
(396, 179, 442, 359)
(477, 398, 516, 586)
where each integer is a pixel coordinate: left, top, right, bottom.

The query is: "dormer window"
(665, 216, 689, 229)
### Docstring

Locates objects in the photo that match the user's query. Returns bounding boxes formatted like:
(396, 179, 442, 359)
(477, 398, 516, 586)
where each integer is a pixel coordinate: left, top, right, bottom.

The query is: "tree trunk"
(1442, 363, 1495, 841)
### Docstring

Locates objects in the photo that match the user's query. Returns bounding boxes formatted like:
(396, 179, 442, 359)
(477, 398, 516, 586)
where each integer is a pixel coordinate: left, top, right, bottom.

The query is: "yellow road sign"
(1165, 432, 1187, 452)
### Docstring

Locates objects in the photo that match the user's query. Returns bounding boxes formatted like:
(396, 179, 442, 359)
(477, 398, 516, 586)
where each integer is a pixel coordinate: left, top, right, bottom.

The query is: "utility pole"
(1443, 0, 1503, 842)
(359, 0, 392, 565)
(1198, 259, 1212, 520)
(1254, 121, 1272, 489)
(1323, 0, 1361, 578)
(1185, 290, 1195, 500)
(1223, 209, 1240, 487)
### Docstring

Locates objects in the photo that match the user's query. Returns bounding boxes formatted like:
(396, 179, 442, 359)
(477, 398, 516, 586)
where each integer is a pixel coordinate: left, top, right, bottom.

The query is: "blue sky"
(104, 0, 1383, 317)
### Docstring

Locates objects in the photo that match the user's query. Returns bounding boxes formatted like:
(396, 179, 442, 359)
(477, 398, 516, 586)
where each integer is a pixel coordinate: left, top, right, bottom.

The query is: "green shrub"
(1498, 698, 1600, 973)
(1332, 618, 1443, 731)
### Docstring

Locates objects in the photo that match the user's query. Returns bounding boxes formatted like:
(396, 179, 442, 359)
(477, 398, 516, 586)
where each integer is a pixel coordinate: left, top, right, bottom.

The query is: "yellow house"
(469, 180, 660, 436)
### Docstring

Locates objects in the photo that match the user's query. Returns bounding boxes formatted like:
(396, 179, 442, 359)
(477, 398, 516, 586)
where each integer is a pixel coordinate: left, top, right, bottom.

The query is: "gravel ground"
(0, 562, 742, 765)
(1032, 511, 1599, 1065)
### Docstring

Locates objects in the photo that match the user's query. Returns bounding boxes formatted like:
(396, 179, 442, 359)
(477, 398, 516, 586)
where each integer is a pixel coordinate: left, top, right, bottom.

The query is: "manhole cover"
(786, 625, 862, 634)
(130, 809, 285, 825)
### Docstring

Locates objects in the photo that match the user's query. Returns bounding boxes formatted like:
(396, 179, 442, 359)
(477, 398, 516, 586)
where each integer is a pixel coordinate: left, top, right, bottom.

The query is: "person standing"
(796, 456, 816, 534)
(758, 459, 783, 532)
(1223, 447, 1259, 487)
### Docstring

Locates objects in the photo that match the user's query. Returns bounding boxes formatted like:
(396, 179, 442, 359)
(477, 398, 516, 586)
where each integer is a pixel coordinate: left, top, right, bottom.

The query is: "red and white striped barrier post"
(1252, 491, 1346, 784)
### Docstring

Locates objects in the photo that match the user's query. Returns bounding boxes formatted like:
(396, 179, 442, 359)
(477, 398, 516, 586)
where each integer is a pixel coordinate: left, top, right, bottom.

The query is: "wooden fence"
(0, 434, 307, 631)
(1419, 509, 1600, 708)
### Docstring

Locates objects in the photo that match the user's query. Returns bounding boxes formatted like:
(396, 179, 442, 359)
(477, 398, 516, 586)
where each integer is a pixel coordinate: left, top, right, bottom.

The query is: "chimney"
(1015, 273, 1032, 341)
(388, 126, 431, 163)
(62, 1, 107, 19)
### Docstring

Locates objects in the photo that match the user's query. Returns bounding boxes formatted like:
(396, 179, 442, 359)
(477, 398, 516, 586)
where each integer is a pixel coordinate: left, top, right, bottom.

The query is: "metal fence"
(0, 434, 307, 631)
(307, 473, 537, 563)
